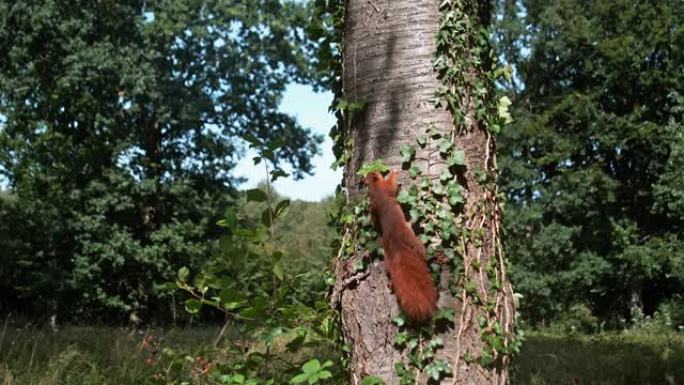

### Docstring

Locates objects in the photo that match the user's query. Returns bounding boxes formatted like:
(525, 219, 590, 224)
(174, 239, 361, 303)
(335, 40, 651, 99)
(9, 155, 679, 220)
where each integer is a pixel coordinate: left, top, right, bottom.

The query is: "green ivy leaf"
(397, 190, 415, 205)
(435, 308, 455, 322)
(424, 360, 451, 381)
(409, 165, 421, 178)
(400, 145, 416, 163)
(356, 160, 390, 177)
(394, 331, 408, 346)
(392, 315, 406, 327)
(448, 183, 464, 206)
(429, 336, 444, 348)
(440, 169, 452, 183)
(447, 150, 466, 167)
(438, 139, 452, 155)
(475, 169, 488, 184)
(420, 177, 431, 190)
(336, 99, 367, 112)
(497, 95, 513, 125)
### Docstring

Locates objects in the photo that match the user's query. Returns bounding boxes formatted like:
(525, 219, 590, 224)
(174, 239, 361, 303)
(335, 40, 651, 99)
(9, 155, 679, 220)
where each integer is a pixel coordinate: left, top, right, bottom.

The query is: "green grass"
(512, 330, 684, 385)
(0, 322, 222, 385)
(0, 321, 682, 385)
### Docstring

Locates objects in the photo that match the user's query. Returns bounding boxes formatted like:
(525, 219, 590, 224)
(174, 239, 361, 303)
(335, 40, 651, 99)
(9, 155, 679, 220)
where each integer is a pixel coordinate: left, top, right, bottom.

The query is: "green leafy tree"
(497, 0, 684, 326)
(0, 0, 322, 322)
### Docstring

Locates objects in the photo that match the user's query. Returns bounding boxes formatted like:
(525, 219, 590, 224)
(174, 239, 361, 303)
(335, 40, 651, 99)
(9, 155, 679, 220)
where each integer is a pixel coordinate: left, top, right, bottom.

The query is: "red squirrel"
(364, 170, 437, 322)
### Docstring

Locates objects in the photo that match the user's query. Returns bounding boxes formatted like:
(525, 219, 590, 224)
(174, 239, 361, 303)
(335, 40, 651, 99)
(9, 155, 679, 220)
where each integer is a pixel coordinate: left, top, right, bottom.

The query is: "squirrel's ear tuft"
(364, 172, 380, 185)
(385, 171, 399, 196)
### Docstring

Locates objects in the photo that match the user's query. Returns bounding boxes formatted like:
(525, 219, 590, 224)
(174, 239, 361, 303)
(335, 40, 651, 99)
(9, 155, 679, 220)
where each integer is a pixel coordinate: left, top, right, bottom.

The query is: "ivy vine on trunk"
(317, 0, 521, 384)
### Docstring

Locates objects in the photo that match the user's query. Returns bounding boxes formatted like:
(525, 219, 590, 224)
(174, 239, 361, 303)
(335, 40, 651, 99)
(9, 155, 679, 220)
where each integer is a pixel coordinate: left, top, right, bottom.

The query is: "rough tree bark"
(330, 1, 516, 384)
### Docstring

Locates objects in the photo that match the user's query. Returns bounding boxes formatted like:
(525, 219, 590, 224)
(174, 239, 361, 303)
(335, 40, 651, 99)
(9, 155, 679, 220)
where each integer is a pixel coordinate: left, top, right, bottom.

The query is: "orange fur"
(365, 171, 438, 322)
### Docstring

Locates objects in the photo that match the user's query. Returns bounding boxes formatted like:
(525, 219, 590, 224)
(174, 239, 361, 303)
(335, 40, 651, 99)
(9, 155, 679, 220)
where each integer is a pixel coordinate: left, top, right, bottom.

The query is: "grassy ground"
(512, 331, 684, 385)
(0, 321, 682, 384)
(0, 322, 223, 385)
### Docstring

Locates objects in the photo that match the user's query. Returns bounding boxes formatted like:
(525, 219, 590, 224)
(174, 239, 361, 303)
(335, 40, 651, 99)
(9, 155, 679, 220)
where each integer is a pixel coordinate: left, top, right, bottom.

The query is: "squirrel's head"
(364, 171, 399, 198)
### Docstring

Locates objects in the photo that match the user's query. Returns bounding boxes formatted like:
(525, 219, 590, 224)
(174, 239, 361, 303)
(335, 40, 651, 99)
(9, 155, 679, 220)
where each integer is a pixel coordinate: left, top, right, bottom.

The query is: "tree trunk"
(331, 1, 517, 384)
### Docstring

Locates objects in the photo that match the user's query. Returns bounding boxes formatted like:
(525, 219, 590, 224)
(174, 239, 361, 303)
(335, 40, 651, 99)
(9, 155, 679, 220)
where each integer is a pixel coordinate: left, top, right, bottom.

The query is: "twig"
(28, 325, 37, 371)
(0, 316, 9, 354)
(214, 318, 230, 347)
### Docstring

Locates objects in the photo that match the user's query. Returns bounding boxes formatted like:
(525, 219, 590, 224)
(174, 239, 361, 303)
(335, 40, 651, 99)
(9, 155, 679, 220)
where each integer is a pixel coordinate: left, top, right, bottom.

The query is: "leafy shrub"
(550, 303, 599, 334)
(169, 146, 344, 385)
(659, 296, 684, 330)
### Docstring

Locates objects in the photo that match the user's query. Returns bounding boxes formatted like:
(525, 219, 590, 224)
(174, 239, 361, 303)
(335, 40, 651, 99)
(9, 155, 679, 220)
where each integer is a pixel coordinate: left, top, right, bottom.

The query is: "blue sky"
(232, 84, 341, 201)
(0, 85, 341, 200)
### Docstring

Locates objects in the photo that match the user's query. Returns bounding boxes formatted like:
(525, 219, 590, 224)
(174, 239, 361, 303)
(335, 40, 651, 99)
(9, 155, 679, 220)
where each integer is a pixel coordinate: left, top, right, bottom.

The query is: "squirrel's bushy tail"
(365, 171, 437, 322)
(385, 238, 438, 322)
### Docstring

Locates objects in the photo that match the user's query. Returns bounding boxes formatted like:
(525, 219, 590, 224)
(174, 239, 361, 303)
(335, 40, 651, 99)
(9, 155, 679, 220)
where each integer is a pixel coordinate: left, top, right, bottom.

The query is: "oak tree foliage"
(497, 0, 684, 326)
(0, 0, 322, 321)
